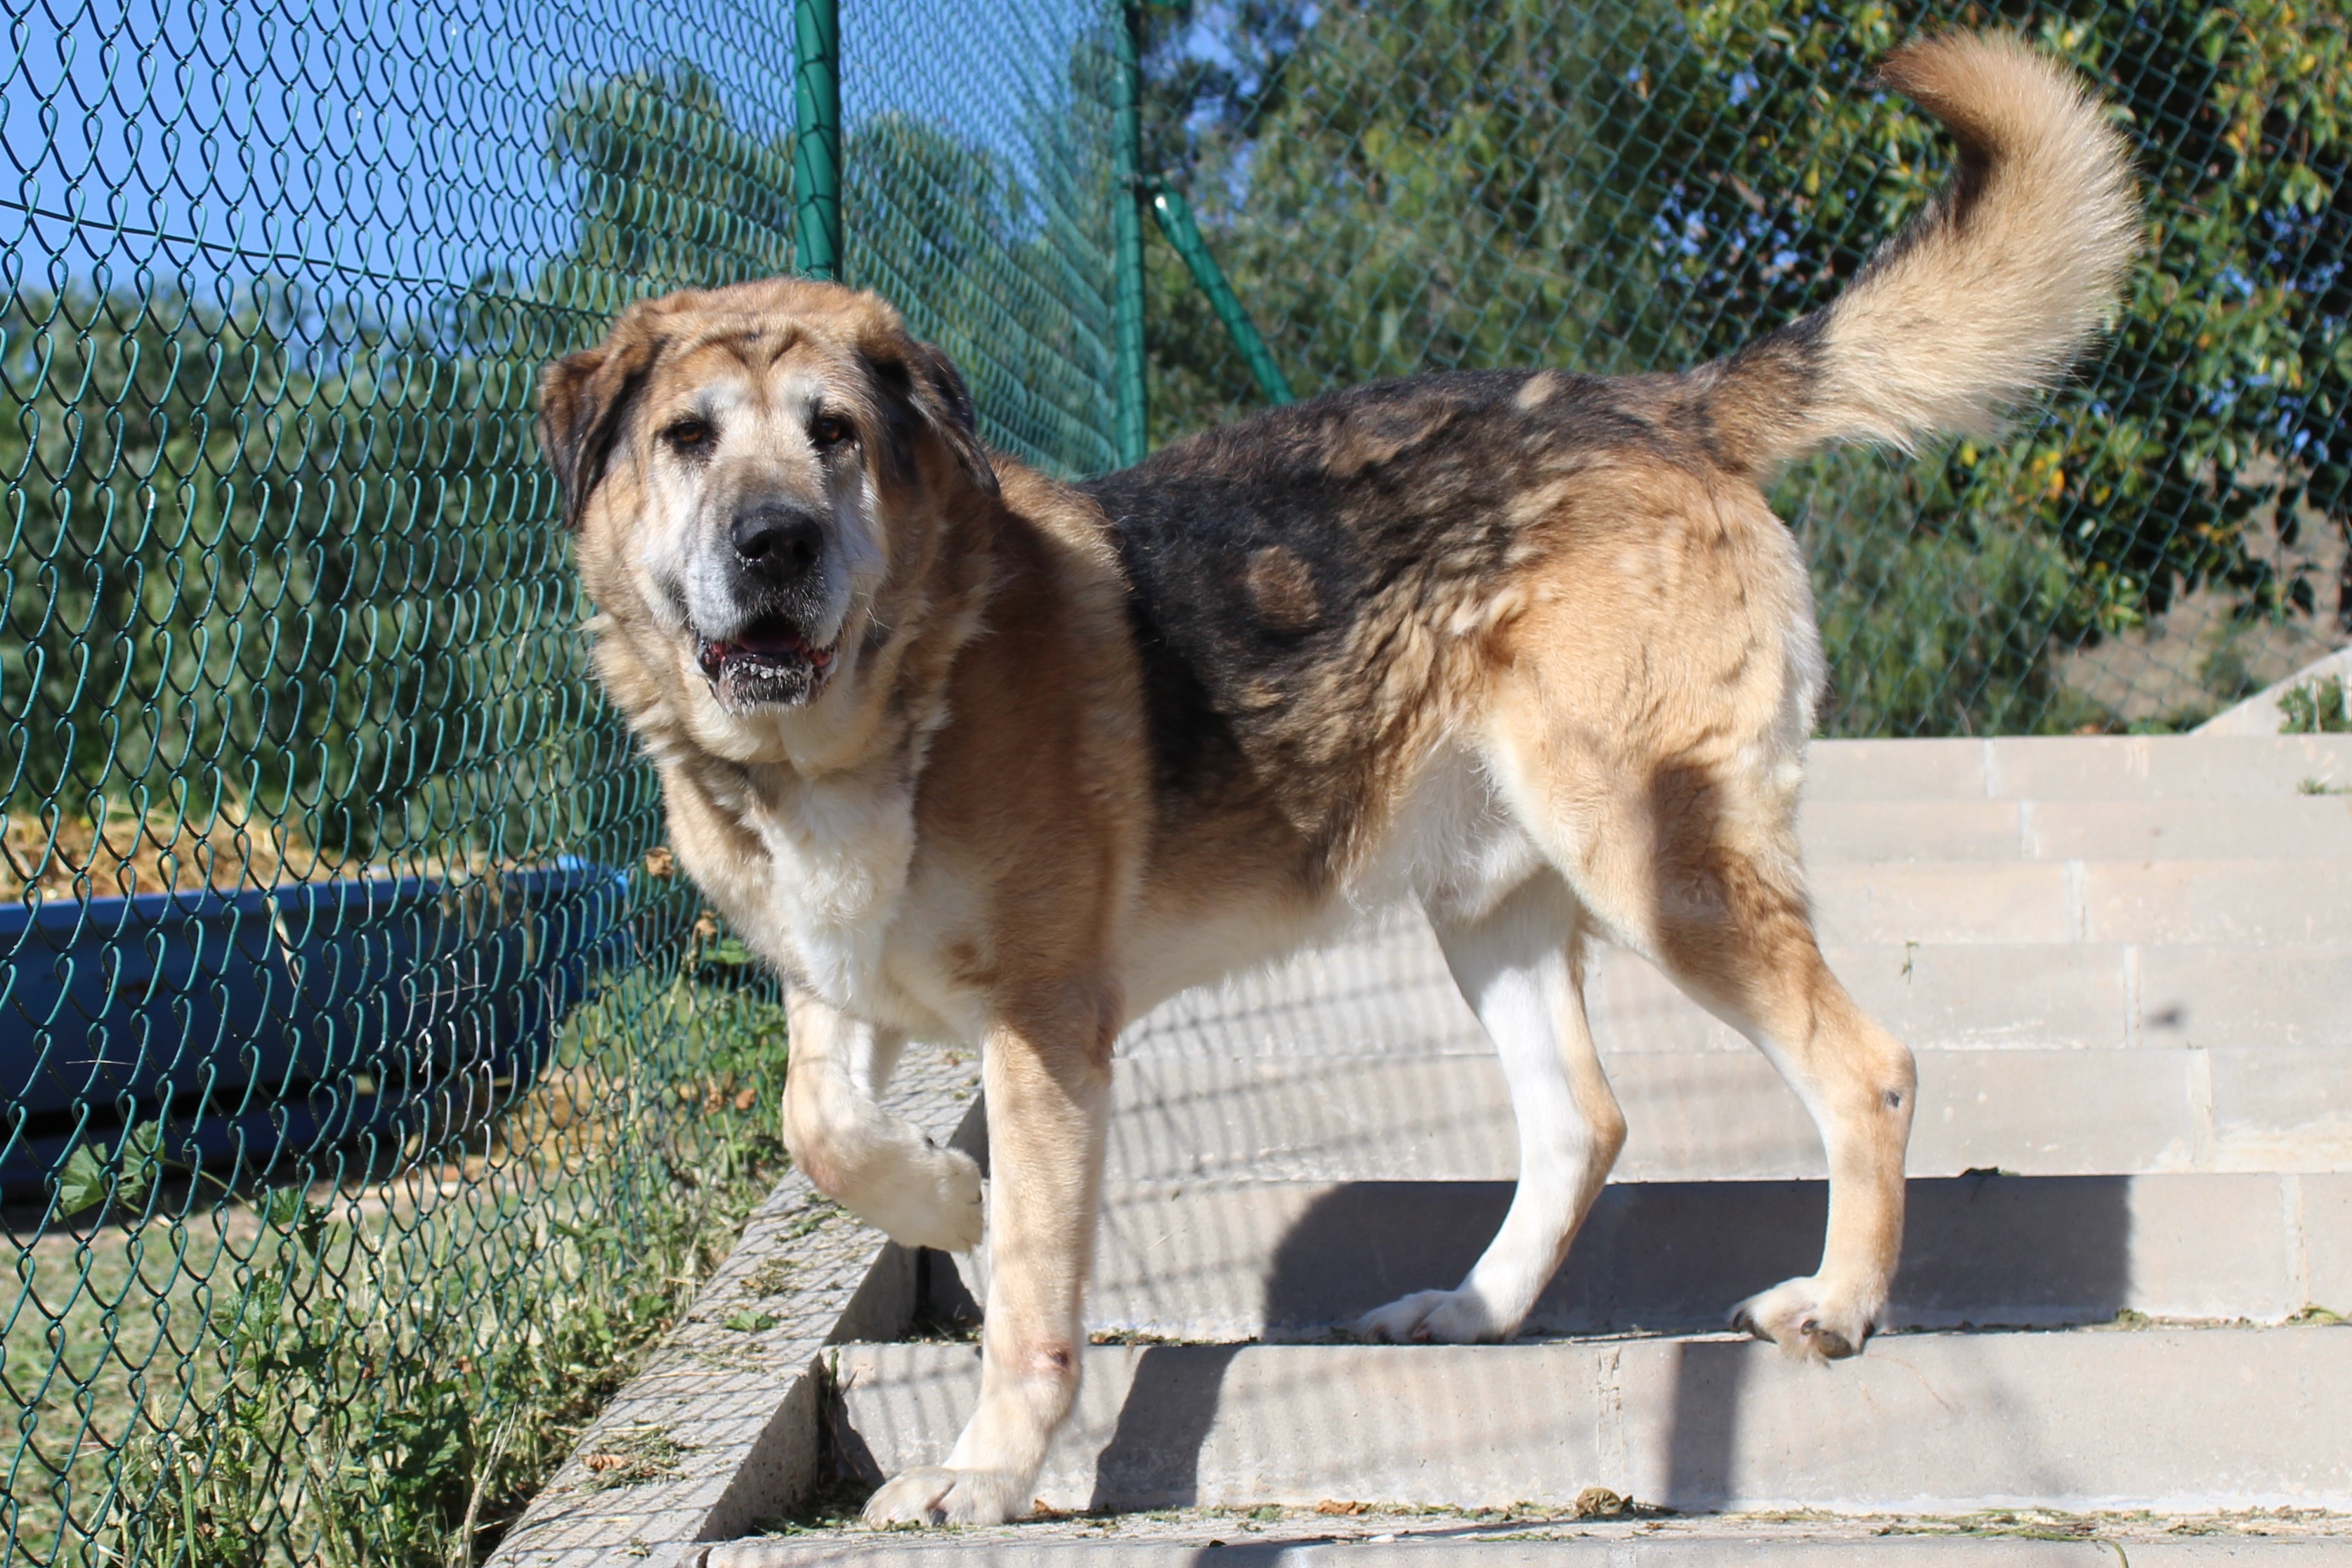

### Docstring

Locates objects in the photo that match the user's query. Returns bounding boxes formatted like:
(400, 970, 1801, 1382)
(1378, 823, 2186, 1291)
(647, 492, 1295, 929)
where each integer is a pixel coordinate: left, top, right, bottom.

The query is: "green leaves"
(259, 1184, 336, 1259)
(54, 1118, 163, 1216)
(53, 1143, 112, 1217)
(1139, 0, 2352, 733)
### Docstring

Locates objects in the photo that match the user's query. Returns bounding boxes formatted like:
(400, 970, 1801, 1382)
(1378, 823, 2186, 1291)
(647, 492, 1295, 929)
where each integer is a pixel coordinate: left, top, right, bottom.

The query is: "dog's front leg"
(863, 1003, 1111, 1526)
(782, 990, 984, 1252)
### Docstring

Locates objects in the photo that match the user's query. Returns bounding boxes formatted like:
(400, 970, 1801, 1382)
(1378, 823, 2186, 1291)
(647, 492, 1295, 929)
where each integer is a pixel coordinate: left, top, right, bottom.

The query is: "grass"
(2281, 675, 2351, 735)
(3, 962, 792, 1567)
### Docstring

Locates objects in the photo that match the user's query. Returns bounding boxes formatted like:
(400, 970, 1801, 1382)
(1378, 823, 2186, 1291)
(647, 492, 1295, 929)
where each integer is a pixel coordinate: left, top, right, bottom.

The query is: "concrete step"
(1806, 858, 2349, 946)
(1123, 928, 2352, 1061)
(713, 1529, 2352, 1564)
(828, 1327, 2352, 1515)
(1796, 795, 2352, 862)
(1593, 941, 2352, 1055)
(1065, 1172, 2351, 1340)
(1108, 1047, 2352, 1184)
(1801, 734, 2352, 802)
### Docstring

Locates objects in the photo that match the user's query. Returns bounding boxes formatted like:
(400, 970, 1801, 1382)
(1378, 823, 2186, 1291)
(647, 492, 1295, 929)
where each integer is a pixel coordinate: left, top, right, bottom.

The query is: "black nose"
(730, 506, 825, 578)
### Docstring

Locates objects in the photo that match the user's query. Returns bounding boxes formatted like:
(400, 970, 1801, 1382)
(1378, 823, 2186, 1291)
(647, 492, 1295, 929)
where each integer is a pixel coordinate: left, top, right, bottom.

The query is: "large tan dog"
(538, 32, 2135, 1525)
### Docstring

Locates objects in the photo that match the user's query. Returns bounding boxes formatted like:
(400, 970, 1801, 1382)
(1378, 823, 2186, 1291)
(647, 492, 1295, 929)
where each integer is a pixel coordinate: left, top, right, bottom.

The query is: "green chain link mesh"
(1139, 0, 2351, 734)
(0, 1, 1114, 1562)
(2, 0, 2346, 1562)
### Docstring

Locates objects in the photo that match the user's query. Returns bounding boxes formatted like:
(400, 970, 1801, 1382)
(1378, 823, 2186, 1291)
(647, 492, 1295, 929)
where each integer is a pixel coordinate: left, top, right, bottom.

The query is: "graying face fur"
(639, 366, 885, 711)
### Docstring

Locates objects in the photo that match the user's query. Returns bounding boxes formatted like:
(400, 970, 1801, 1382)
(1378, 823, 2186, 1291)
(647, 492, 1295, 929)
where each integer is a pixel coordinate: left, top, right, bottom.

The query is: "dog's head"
(538, 279, 995, 736)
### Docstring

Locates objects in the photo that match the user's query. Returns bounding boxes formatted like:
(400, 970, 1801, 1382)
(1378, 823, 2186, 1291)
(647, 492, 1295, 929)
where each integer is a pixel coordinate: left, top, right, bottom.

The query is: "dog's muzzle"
(694, 503, 841, 707)
(695, 615, 837, 707)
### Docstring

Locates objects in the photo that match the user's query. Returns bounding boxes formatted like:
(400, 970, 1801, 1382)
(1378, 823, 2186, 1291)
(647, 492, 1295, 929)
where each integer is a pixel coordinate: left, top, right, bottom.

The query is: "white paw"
(1730, 1274, 1880, 1360)
(865, 1142, 985, 1254)
(861, 1464, 1031, 1526)
(1354, 1286, 1513, 1345)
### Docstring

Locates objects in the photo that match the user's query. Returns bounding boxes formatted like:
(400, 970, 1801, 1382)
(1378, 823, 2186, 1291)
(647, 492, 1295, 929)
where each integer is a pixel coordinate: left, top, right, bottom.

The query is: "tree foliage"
(0, 286, 585, 867)
(538, 59, 1121, 475)
(1134, 0, 2352, 733)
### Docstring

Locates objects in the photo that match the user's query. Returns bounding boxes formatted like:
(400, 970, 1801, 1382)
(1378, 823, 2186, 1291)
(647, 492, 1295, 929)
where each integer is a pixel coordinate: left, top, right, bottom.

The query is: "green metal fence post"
(792, 0, 843, 283)
(1148, 182, 1295, 407)
(1109, 2, 1149, 466)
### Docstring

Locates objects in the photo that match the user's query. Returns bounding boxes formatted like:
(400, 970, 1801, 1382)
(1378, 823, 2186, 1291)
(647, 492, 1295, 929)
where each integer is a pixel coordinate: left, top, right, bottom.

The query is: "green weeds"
(2281, 676, 2351, 735)
(7, 967, 791, 1567)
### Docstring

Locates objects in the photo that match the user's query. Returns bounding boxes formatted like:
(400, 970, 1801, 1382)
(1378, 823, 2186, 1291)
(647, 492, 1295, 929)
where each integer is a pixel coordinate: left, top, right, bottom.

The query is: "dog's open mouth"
(694, 615, 838, 705)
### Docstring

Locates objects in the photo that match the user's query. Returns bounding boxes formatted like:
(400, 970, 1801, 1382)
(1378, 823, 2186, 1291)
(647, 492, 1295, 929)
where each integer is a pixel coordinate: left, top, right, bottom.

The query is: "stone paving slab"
(484, 1052, 981, 1568)
(1809, 860, 2346, 948)
(2082, 861, 2352, 946)
(1983, 736, 2352, 801)
(1123, 922, 2352, 1064)
(830, 1328, 2352, 1516)
(2140, 946, 2352, 1051)
(2209, 1049, 2352, 1168)
(1802, 736, 2352, 802)
(1055, 1173, 2348, 1340)
(1811, 863, 2079, 946)
(711, 1532, 2352, 1567)
(1607, 941, 2352, 1056)
(1125, 1044, 2352, 1182)
(2025, 796, 2352, 861)
(1108, 1046, 2352, 1184)
(1594, 943, 2140, 1054)
(1798, 796, 2352, 863)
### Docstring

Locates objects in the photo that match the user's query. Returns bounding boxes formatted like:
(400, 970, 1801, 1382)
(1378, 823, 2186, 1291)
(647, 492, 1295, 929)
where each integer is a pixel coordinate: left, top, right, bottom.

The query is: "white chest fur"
(697, 761, 920, 1013)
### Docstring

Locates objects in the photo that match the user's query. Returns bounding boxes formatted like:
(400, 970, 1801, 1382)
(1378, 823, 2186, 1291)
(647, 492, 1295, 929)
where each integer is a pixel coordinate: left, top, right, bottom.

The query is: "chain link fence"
(2, 0, 2346, 1562)
(1139, 0, 2351, 734)
(0, 0, 1114, 1562)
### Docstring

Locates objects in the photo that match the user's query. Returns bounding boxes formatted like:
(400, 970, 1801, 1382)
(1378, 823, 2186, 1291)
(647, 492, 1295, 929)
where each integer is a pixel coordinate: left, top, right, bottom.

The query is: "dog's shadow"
(1080, 1171, 2131, 1513)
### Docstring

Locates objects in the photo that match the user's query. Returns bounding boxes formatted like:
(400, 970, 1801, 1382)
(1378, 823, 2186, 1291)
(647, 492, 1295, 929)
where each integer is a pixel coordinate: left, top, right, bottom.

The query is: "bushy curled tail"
(1697, 32, 2140, 473)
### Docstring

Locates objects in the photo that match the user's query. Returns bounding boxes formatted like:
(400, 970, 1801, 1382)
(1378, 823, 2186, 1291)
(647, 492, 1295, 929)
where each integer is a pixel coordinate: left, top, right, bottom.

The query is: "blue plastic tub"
(1, 858, 633, 1201)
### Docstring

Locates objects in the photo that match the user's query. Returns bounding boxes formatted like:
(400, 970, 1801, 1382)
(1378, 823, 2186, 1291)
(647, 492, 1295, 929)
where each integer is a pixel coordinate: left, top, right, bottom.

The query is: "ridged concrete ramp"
(493, 735, 2352, 1567)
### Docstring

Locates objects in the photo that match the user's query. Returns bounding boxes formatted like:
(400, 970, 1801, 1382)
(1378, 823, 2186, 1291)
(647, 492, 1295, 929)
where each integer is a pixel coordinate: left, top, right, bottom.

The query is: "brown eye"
(665, 417, 711, 452)
(811, 413, 852, 449)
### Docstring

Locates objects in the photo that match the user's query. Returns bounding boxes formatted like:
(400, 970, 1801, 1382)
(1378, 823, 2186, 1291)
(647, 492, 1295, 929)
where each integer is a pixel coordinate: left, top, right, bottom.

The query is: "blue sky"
(0, 0, 1108, 320)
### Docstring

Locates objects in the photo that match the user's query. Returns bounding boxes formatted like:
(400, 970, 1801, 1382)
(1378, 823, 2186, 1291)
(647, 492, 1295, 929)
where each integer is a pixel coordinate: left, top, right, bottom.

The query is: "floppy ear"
(869, 339, 999, 498)
(537, 332, 660, 529)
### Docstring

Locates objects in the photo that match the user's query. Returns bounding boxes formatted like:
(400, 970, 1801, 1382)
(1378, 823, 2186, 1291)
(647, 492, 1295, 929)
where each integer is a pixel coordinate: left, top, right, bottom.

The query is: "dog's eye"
(664, 417, 712, 453)
(811, 414, 853, 450)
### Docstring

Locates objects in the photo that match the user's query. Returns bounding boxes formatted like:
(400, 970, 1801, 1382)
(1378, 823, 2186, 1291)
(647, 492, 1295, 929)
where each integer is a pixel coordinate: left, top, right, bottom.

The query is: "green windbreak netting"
(3, 0, 2346, 1562)
(0, 0, 1116, 1562)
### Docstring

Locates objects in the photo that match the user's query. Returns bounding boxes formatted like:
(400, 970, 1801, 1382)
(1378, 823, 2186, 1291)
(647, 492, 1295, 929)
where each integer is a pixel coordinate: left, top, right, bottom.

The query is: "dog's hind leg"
(1652, 851, 1914, 1359)
(781, 989, 984, 1252)
(1502, 745, 1916, 1360)
(1358, 873, 1625, 1344)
